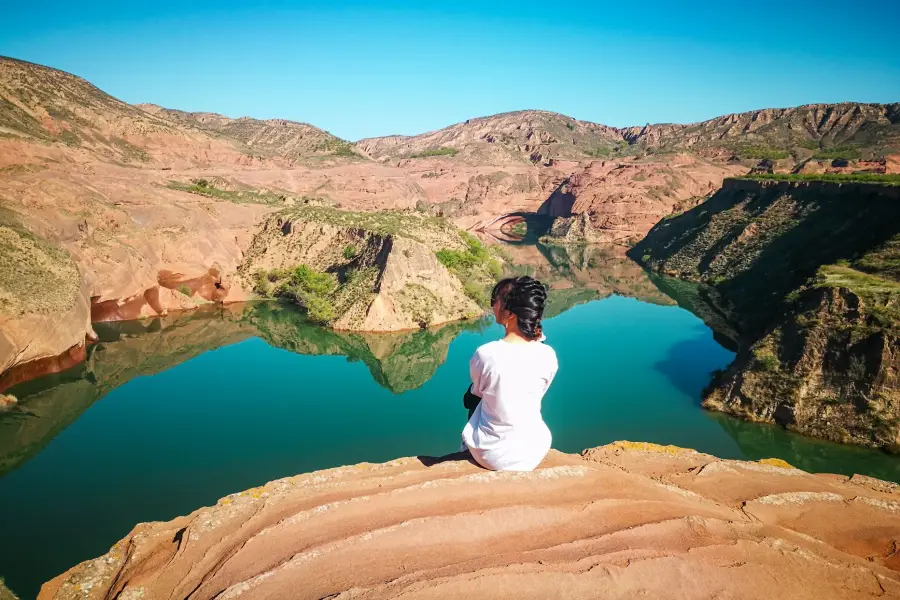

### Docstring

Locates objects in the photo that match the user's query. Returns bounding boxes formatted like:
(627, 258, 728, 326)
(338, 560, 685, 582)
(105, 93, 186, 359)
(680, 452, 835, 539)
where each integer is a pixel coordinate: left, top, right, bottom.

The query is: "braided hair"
(490, 276, 548, 341)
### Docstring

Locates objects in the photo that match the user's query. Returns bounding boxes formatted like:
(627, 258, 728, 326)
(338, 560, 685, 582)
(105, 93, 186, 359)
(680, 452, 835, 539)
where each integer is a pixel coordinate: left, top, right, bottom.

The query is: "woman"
(462, 276, 558, 471)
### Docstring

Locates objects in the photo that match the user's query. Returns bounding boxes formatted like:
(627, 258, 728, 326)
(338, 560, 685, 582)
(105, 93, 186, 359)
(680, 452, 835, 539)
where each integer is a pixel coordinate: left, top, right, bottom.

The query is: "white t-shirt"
(462, 338, 559, 471)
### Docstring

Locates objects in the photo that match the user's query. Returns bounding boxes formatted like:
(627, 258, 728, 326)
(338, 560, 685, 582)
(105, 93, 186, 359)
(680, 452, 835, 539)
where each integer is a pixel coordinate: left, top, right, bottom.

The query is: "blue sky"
(2, 1, 898, 140)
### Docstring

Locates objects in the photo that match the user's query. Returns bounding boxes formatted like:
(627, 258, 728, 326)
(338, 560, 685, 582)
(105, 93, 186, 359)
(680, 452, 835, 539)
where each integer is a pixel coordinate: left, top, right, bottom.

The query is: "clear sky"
(2, 1, 898, 140)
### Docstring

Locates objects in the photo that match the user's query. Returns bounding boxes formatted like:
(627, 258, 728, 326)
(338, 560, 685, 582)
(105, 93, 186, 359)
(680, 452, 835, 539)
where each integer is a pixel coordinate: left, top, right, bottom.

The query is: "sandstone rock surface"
(40, 442, 900, 600)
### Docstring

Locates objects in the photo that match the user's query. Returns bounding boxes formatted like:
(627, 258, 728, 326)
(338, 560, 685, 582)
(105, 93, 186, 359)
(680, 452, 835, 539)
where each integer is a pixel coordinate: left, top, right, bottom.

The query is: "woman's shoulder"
(474, 340, 504, 359)
(536, 340, 558, 360)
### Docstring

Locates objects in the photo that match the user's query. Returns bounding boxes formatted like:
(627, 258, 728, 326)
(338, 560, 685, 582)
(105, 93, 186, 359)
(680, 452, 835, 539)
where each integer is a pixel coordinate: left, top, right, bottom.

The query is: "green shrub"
(566, 122, 575, 130)
(464, 281, 490, 306)
(255, 264, 343, 324)
(314, 138, 362, 159)
(177, 284, 192, 296)
(305, 295, 337, 324)
(585, 146, 614, 158)
(812, 145, 859, 160)
(739, 173, 900, 186)
(409, 147, 458, 159)
(167, 180, 290, 205)
(291, 265, 337, 296)
(330, 142, 359, 158)
(752, 348, 780, 372)
(343, 245, 357, 260)
(436, 233, 503, 307)
(785, 288, 802, 303)
(736, 145, 790, 160)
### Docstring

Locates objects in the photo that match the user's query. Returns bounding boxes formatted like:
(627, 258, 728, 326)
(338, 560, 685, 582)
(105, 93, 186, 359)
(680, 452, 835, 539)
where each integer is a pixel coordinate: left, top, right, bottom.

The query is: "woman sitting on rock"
(462, 276, 558, 471)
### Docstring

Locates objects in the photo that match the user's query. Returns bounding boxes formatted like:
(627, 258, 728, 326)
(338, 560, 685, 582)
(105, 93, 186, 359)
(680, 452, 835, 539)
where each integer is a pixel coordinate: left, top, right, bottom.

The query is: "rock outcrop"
(357, 110, 623, 164)
(705, 285, 900, 450)
(620, 102, 900, 161)
(0, 210, 94, 375)
(40, 442, 900, 600)
(539, 156, 746, 244)
(632, 178, 900, 449)
(238, 206, 488, 331)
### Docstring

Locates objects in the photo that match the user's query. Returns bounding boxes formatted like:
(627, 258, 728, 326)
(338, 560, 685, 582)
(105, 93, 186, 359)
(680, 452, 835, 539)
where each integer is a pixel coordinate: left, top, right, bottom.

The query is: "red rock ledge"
(41, 442, 900, 600)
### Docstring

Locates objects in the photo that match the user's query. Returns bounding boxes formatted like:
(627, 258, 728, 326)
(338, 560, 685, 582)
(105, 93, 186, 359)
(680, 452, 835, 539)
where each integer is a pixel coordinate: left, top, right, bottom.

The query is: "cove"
(2, 245, 900, 599)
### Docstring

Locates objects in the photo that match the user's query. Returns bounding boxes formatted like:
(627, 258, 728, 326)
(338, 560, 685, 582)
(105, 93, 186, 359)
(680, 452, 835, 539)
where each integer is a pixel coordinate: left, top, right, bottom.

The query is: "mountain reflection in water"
(0, 304, 486, 478)
(4, 243, 900, 599)
(0, 243, 671, 478)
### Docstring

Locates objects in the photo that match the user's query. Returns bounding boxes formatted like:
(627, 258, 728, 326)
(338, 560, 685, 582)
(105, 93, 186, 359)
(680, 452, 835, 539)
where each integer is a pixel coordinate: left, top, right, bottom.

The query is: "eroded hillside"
(1, 54, 898, 384)
(137, 104, 361, 163)
(632, 177, 900, 449)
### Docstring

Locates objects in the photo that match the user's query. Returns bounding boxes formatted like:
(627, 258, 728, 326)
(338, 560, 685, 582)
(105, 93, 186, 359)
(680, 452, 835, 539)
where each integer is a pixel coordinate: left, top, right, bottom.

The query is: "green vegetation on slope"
(814, 245, 900, 334)
(167, 179, 293, 204)
(734, 145, 791, 160)
(252, 264, 380, 325)
(435, 233, 504, 306)
(812, 145, 860, 160)
(633, 178, 900, 449)
(0, 206, 80, 317)
(280, 204, 453, 243)
(739, 173, 900, 186)
(584, 140, 630, 158)
(408, 147, 458, 159)
(314, 138, 364, 159)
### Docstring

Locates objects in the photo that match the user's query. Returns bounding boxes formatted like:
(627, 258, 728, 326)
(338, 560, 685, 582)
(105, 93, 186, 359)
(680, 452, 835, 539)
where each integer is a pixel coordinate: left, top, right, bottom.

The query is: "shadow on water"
(646, 273, 740, 352)
(652, 326, 734, 406)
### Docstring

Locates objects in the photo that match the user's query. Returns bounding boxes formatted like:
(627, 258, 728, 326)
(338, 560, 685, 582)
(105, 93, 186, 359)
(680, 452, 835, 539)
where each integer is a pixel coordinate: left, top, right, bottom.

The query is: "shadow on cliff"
(417, 450, 481, 468)
(632, 180, 900, 336)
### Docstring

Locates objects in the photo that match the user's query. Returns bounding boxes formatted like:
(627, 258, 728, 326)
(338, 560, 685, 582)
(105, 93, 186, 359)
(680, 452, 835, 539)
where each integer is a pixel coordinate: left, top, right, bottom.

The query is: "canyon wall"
(632, 178, 900, 449)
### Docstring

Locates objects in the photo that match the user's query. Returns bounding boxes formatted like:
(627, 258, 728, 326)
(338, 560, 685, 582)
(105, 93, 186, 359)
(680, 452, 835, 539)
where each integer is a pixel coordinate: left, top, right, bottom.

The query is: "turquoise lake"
(2, 244, 899, 599)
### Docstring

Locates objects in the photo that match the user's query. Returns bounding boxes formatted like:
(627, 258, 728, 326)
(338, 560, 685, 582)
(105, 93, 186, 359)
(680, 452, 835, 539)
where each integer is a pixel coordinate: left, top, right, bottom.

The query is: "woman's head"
(490, 276, 548, 340)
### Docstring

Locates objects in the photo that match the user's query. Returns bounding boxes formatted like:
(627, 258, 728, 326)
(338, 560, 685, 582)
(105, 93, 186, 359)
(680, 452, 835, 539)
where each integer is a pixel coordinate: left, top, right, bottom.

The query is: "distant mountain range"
(1, 54, 899, 383)
(2, 56, 898, 166)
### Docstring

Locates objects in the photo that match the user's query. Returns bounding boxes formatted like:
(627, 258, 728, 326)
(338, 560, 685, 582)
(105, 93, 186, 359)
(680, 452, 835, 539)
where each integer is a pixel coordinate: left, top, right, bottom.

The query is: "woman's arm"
(469, 351, 485, 397)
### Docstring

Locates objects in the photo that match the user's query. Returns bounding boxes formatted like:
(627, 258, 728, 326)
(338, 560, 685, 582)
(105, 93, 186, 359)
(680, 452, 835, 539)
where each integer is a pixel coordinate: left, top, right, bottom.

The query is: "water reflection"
(708, 412, 900, 482)
(0, 304, 488, 478)
(2, 243, 900, 599)
(503, 242, 675, 317)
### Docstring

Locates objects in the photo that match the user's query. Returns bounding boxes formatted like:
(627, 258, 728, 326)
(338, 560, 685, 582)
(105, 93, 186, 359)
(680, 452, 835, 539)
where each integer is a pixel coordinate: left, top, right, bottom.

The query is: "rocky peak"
(617, 102, 900, 159)
(356, 110, 624, 164)
(135, 104, 352, 161)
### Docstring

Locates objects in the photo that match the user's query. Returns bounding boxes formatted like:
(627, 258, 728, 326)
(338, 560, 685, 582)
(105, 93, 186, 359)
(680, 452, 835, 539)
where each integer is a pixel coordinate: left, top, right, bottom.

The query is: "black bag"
(463, 384, 482, 419)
